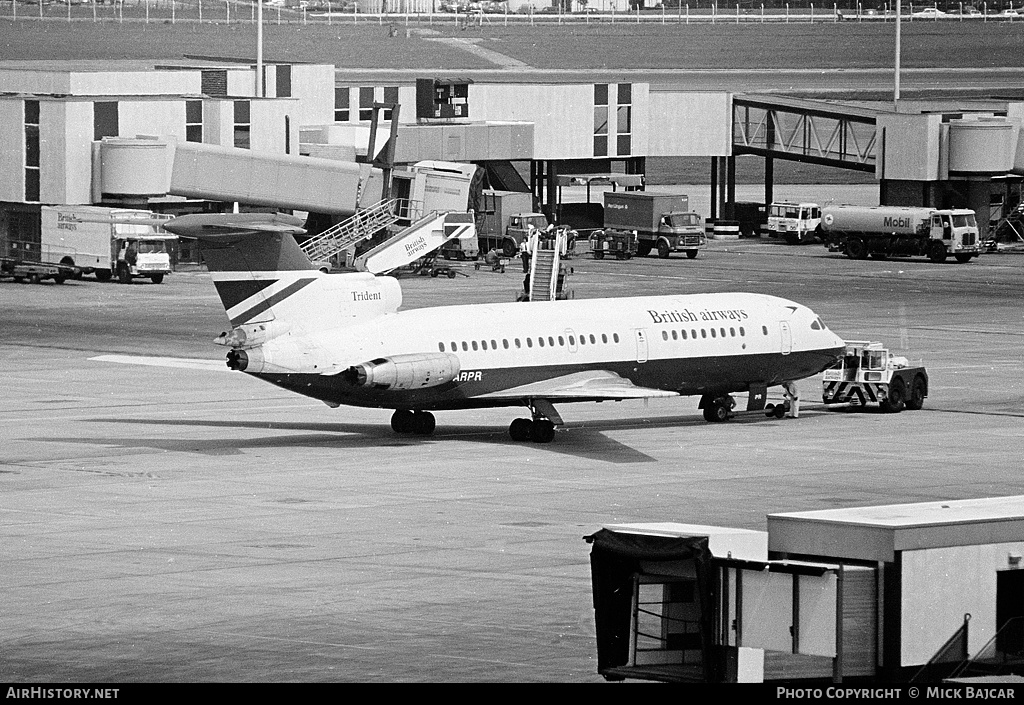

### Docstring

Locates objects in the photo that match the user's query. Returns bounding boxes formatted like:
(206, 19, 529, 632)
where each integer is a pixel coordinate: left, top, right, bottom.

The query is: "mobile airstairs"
(525, 229, 572, 302)
(299, 199, 475, 275)
(299, 198, 402, 269)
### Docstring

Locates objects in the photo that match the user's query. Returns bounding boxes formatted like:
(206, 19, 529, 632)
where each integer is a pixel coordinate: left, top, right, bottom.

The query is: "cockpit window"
(811, 316, 829, 330)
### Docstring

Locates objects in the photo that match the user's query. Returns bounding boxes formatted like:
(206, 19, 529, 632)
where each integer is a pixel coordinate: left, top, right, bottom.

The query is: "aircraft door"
(779, 320, 792, 355)
(634, 328, 649, 363)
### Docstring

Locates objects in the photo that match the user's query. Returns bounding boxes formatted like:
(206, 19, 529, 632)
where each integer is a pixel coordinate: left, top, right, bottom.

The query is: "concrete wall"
(0, 101, 24, 203)
(226, 68, 255, 100)
(290, 64, 336, 127)
(471, 83, 595, 160)
(877, 113, 942, 182)
(648, 91, 732, 157)
(0, 68, 199, 96)
(69, 70, 199, 97)
(901, 542, 1024, 666)
(120, 99, 188, 142)
(39, 102, 70, 206)
(57, 102, 95, 205)
(250, 98, 300, 154)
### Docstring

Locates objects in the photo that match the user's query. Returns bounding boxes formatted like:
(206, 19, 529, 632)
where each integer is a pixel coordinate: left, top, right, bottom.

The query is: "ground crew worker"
(520, 234, 531, 273)
(544, 223, 555, 250)
(782, 380, 800, 418)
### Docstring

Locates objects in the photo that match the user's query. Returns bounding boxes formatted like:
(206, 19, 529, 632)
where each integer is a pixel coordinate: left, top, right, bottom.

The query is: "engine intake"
(343, 353, 460, 390)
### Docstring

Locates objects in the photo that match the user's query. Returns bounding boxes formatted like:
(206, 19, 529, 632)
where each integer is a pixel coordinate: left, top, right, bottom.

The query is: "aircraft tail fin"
(164, 213, 400, 331)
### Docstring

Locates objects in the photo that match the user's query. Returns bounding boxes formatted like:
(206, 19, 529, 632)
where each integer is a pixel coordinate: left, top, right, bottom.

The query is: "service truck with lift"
(819, 204, 981, 263)
(37, 205, 175, 283)
(765, 201, 822, 244)
(0, 208, 75, 284)
(1, 205, 173, 284)
(601, 191, 706, 258)
(822, 340, 928, 413)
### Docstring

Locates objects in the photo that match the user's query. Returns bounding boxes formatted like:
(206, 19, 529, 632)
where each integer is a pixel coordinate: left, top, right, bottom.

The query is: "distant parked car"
(911, 7, 947, 17)
(998, 8, 1021, 16)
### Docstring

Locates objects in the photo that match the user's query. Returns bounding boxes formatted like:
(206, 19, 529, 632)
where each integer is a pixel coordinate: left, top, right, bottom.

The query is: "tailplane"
(164, 213, 401, 334)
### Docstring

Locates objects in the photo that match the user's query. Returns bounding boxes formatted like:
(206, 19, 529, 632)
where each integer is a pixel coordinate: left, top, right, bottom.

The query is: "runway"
(2, 241, 1024, 682)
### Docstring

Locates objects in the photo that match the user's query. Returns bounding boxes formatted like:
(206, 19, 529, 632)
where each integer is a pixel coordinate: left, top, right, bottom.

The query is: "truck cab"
(654, 211, 706, 259)
(767, 202, 821, 244)
(113, 235, 175, 284)
(504, 213, 551, 256)
(927, 209, 980, 262)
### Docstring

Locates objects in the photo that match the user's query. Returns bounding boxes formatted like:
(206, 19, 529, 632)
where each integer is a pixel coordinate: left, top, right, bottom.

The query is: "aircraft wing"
(477, 370, 678, 401)
(163, 213, 307, 239)
(91, 355, 231, 372)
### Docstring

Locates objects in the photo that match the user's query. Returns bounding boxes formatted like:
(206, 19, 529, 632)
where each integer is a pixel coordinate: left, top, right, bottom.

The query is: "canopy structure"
(554, 173, 645, 203)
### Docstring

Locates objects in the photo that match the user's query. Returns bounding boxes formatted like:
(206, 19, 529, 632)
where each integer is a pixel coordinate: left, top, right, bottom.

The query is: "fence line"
(0, 2, 1009, 25)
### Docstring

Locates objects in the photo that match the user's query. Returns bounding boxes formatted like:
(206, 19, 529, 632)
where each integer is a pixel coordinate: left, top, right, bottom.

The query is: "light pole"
(257, 0, 264, 98)
(894, 0, 902, 111)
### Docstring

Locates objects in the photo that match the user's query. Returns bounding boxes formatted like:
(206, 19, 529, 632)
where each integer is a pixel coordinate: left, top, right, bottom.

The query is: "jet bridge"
(95, 136, 381, 216)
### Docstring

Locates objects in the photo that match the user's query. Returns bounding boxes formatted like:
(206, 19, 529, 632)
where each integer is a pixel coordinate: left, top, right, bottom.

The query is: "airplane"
(154, 212, 847, 444)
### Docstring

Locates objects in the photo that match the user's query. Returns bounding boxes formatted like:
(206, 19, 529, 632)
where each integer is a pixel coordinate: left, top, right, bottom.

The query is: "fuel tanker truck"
(818, 205, 981, 263)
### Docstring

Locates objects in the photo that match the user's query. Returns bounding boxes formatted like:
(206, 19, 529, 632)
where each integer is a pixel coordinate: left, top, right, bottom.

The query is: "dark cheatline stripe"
(214, 279, 278, 312)
(228, 278, 317, 326)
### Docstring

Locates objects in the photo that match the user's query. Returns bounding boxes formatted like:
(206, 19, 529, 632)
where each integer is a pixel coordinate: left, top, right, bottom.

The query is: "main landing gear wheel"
(508, 417, 556, 443)
(391, 409, 436, 435)
(702, 395, 736, 423)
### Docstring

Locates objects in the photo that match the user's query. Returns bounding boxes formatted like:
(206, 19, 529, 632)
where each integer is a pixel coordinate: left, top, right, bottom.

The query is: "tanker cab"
(931, 210, 979, 251)
(930, 213, 953, 241)
(768, 202, 821, 242)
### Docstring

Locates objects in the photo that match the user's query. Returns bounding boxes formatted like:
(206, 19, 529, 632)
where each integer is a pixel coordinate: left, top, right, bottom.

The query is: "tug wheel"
(881, 378, 906, 413)
(906, 375, 927, 411)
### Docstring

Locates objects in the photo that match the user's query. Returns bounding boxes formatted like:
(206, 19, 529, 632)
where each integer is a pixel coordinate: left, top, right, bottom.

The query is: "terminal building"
(1, 58, 1022, 260)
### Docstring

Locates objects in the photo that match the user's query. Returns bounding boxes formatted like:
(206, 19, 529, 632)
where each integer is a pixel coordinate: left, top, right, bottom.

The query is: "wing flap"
(478, 370, 678, 401)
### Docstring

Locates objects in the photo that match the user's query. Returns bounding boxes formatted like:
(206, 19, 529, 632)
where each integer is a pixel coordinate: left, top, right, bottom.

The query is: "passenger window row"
(660, 326, 752, 341)
(438, 332, 622, 354)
